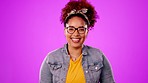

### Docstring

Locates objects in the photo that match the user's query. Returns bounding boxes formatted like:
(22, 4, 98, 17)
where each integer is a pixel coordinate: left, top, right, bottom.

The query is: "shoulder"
(44, 47, 64, 63)
(84, 45, 104, 61)
(48, 47, 63, 56)
(85, 45, 104, 55)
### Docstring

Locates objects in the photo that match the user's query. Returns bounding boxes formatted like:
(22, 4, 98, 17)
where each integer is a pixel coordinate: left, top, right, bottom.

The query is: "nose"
(73, 29, 80, 36)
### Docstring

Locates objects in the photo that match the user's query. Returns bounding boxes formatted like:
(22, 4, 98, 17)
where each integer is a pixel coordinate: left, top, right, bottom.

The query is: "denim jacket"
(40, 44, 115, 83)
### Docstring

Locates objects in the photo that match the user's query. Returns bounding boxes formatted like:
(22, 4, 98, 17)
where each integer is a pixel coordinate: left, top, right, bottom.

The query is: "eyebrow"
(69, 26, 85, 28)
(66, 24, 87, 28)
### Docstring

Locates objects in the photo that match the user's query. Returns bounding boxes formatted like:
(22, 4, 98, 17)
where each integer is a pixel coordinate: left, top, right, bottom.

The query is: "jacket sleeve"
(40, 56, 53, 83)
(99, 54, 115, 83)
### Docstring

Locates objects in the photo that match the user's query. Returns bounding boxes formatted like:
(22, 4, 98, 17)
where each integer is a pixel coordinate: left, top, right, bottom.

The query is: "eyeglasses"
(65, 24, 88, 34)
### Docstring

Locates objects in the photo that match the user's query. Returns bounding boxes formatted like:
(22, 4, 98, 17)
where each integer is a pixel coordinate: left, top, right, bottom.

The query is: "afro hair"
(60, 0, 99, 29)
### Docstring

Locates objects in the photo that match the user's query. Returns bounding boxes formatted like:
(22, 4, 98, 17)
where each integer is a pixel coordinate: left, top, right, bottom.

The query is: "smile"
(71, 38, 81, 43)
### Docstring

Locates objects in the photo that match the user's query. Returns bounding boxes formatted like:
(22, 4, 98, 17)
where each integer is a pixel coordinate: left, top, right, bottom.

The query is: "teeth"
(72, 38, 80, 43)
(72, 39, 79, 41)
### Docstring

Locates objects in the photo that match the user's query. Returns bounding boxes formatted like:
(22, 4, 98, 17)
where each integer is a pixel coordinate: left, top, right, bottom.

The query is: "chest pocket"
(48, 62, 62, 83)
(88, 62, 103, 83)
(50, 63, 62, 70)
(88, 62, 103, 71)
(48, 63, 62, 75)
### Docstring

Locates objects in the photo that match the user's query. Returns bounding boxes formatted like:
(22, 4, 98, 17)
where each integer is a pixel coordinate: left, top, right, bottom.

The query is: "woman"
(40, 0, 115, 83)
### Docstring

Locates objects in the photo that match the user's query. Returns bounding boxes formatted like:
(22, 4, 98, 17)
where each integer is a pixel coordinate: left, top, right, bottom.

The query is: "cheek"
(80, 35, 87, 42)
(82, 33, 88, 39)
(66, 34, 71, 39)
(64, 31, 71, 39)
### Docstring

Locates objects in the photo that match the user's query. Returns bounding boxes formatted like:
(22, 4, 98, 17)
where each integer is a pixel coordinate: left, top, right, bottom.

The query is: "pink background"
(0, 0, 148, 83)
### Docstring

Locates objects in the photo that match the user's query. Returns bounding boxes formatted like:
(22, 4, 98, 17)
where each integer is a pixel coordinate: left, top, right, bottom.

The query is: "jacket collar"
(62, 43, 88, 56)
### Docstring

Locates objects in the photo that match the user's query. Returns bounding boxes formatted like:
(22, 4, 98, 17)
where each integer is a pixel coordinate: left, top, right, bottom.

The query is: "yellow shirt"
(66, 54, 86, 83)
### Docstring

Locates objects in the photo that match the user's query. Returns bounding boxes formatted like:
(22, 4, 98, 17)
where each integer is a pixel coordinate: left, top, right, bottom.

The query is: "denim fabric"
(40, 44, 115, 83)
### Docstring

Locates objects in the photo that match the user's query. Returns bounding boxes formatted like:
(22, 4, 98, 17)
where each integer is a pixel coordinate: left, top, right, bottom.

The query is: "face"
(64, 16, 88, 48)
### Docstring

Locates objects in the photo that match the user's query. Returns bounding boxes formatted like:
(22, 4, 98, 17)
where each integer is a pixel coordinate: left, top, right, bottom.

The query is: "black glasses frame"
(66, 26, 87, 34)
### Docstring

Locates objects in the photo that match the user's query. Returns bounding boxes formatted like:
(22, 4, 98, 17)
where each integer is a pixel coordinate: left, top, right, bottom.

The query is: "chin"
(70, 42, 83, 48)
(72, 45, 82, 48)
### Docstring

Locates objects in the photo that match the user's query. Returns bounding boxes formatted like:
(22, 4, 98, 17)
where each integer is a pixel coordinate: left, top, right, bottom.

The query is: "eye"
(78, 28, 85, 31)
(68, 27, 75, 31)
(67, 26, 75, 33)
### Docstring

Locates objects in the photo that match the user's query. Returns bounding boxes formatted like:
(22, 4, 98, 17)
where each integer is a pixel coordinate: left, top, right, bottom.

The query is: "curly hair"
(60, 0, 99, 29)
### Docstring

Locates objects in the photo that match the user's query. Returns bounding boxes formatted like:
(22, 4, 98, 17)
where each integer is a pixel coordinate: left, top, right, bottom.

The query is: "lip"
(71, 38, 81, 43)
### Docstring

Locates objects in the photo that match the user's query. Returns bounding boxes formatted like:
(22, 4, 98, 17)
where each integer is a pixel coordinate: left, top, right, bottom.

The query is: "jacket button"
(63, 68, 66, 71)
(85, 70, 88, 73)
(61, 78, 65, 82)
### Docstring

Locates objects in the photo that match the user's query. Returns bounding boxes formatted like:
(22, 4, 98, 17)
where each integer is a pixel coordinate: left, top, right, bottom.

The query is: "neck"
(68, 45, 82, 59)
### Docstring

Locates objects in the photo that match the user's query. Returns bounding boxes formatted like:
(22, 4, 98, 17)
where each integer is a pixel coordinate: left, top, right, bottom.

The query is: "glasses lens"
(66, 26, 87, 34)
(78, 28, 86, 33)
(67, 27, 75, 34)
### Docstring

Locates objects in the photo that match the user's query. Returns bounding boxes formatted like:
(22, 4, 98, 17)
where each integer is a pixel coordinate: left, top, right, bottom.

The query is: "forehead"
(67, 16, 86, 27)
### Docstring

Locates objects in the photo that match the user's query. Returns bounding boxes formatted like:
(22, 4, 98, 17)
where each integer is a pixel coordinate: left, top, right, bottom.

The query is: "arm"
(99, 54, 115, 83)
(40, 57, 53, 83)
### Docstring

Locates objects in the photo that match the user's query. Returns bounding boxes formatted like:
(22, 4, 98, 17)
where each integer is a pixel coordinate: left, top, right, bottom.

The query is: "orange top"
(66, 54, 86, 83)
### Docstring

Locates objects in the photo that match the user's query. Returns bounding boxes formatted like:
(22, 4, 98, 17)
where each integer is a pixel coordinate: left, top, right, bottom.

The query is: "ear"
(64, 28, 67, 36)
(87, 30, 89, 33)
(85, 30, 89, 37)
